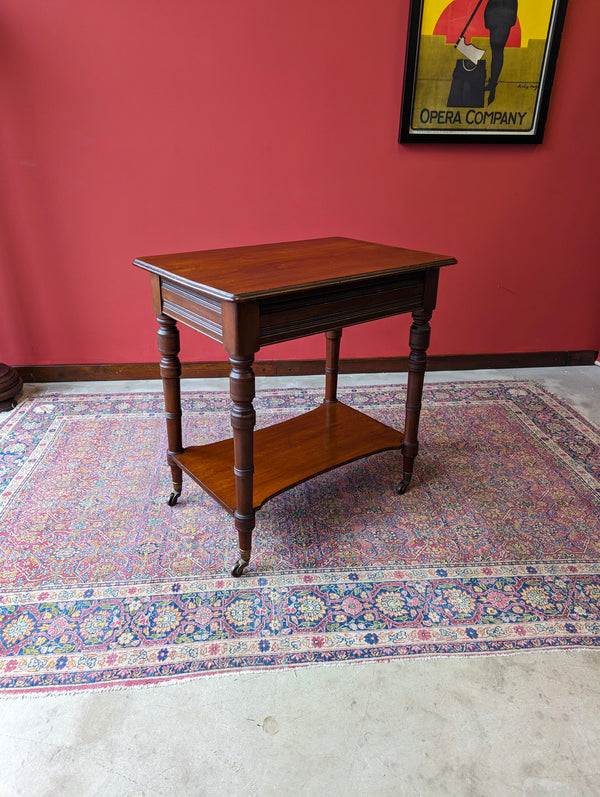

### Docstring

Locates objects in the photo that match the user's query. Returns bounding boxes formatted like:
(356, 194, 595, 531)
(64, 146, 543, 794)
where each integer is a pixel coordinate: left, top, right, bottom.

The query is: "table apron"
(161, 279, 224, 342)
(158, 272, 429, 348)
(258, 279, 425, 345)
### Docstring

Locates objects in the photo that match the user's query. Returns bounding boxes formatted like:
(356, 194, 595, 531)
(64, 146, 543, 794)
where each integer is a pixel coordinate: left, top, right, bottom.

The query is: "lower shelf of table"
(172, 401, 405, 514)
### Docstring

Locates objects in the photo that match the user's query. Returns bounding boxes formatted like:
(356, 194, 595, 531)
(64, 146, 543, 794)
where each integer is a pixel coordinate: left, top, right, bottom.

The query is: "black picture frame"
(399, 0, 568, 143)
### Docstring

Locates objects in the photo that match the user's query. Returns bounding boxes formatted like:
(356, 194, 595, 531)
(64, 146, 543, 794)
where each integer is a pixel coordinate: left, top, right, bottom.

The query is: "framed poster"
(399, 0, 568, 143)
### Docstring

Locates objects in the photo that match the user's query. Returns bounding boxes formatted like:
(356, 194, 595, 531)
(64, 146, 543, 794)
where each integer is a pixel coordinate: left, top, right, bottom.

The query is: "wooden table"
(134, 237, 455, 576)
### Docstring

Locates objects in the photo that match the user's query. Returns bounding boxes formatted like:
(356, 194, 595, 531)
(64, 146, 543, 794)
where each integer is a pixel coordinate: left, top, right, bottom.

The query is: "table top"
(134, 237, 456, 302)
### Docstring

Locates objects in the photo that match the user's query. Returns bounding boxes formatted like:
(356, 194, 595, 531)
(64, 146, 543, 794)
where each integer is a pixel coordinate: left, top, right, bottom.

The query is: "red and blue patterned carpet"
(0, 382, 598, 694)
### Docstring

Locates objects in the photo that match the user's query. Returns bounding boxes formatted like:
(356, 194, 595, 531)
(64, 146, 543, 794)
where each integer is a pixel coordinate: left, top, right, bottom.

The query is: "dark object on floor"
(0, 363, 22, 411)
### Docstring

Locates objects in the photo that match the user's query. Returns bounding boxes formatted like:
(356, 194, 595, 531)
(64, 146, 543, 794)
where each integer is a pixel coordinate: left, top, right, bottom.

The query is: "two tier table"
(134, 237, 456, 576)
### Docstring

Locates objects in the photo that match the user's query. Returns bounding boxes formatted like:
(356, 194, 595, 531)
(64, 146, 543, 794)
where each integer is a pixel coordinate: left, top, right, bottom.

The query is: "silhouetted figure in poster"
(484, 0, 518, 103)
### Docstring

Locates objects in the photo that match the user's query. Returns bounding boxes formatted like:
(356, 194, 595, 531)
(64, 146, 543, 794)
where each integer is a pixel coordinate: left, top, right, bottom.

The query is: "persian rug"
(0, 381, 599, 695)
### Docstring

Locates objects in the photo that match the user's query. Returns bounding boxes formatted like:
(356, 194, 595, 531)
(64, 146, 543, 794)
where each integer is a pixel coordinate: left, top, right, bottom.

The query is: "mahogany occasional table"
(134, 238, 456, 576)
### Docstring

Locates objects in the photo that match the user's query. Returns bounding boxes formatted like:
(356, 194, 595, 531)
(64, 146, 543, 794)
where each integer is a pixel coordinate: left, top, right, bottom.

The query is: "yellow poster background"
(421, 1, 553, 44)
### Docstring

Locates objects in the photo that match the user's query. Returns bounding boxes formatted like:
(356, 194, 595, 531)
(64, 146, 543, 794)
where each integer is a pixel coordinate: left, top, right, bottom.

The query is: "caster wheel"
(231, 558, 249, 577)
(167, 491, 180, 506)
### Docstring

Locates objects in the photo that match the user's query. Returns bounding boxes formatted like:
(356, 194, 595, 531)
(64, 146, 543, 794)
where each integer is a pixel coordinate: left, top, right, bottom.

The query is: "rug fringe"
(2, 645, 598, 700)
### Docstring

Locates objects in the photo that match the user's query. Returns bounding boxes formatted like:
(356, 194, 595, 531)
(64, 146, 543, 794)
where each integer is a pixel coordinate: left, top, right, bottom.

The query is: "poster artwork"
(400, 0, 568, 142)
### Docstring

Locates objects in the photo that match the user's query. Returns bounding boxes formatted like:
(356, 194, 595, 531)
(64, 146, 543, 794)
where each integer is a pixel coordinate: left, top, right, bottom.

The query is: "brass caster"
(167, 484, 182, 506)
(231, 550, 251, 577)
(397, 475, 412, 495)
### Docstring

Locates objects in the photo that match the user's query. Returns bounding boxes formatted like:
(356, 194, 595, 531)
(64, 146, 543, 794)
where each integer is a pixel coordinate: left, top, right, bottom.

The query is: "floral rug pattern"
(0, 382, 599, 693)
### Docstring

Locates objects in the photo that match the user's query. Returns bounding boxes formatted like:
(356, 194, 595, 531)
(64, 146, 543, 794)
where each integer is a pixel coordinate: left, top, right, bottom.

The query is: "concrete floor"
(1, 366, 599, 796)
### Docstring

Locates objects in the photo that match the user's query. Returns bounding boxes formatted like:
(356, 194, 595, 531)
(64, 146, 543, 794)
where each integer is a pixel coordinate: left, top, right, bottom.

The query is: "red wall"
(2, 1, 599, 367)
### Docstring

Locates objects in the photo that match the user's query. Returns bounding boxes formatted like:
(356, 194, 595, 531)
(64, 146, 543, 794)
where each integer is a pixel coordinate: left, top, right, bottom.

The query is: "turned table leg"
(157, 314, 184, 505)
(399, 308, 432, 494)
(229, 353, 256, 576)
(324, 328, 342, 404)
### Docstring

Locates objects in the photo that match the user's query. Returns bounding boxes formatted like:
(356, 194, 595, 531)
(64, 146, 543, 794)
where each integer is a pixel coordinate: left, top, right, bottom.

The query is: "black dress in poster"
(399, 0, 568, 142)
